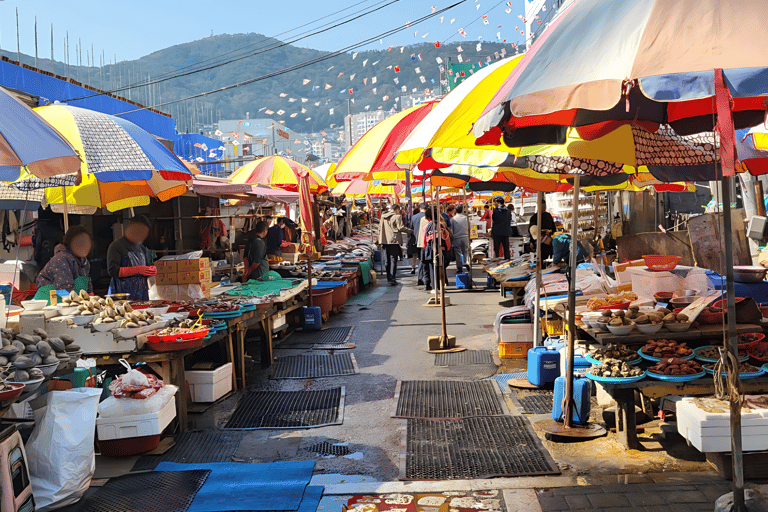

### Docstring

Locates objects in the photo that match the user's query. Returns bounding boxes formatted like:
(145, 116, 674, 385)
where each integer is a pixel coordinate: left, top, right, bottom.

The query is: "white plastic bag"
(26, 387, 102, 511)
(97, 385, 178, 418)
(118, 358, 149, 388)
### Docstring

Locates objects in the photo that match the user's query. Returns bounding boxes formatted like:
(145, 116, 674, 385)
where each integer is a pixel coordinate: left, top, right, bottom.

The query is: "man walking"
(412, 203, 428, 285)
(378, 204, 413, 285)
(491, 196, 513, 259)
(451, 205, 470, 273)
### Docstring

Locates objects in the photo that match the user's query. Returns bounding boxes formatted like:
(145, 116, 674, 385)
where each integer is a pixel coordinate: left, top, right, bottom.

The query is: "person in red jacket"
(107, 216, 156, 300)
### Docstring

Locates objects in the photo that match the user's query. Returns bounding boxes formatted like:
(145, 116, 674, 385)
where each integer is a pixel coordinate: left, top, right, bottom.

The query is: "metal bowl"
(673, 289, 700, 298)
(733, 266, 767, 283)
(669, 296, 699, 309)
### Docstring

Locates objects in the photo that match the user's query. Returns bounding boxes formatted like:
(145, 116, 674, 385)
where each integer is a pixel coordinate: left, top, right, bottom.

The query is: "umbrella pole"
(431, 185, 438, 301)
(533, 192, 544, 347)
(722, 176, 745, 511)
(61, 186, 69, 232)
(565, 174, 580, 429)
(437, 187, 448, 346)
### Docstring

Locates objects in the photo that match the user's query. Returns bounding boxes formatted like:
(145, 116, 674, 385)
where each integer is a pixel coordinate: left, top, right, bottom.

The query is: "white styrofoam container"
(676, 399, 768, 452)
(498, 323, 532, 344)
(96, 397, 176, 441)
(185, 362, 233, 403)
(45, 317, 137, 353)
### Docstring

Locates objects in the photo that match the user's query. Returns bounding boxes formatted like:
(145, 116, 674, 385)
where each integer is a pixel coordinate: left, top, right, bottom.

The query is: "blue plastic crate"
(455, 273, 470, 289)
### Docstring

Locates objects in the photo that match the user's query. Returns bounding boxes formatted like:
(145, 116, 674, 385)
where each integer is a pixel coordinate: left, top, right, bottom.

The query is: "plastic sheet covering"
(26, 388, 103, 511)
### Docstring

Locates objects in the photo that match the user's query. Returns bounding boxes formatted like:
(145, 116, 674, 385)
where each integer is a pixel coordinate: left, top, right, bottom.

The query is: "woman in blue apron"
(106, 215, 156, 300)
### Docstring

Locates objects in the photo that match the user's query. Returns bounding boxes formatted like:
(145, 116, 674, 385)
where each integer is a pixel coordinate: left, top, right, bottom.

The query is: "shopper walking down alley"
(378, 203, 412, 285)
(491, 196, 513, 260)
(451, 204, 470, 273)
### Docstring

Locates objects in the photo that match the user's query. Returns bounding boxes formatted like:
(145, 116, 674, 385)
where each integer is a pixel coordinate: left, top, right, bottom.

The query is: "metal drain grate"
(435, 350, 494, 366)
(402, 416, 560, 480)
(71, 469, 210, 512)
(131, 431, 244, 472)
(393, 380, 508, 419)
(284, 326, 354, 347)
(306, 441, 351, 457)
(223, 387, 345, 429)
(312, 343, 356, 350)
(512, 390, 554, 415)
(271, 353, 359, 379)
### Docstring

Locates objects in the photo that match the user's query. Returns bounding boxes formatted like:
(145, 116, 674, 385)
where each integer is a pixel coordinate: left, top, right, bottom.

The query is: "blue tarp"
(0, 59, 176, 141)
(155, 461, 315, 512)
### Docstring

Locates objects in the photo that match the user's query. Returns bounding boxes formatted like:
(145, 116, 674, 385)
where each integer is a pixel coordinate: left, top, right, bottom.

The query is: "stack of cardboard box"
(154, 257, 212, 299)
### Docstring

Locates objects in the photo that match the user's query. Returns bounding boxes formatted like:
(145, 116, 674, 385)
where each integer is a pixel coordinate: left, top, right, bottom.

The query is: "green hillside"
(6, 34, 516, 133)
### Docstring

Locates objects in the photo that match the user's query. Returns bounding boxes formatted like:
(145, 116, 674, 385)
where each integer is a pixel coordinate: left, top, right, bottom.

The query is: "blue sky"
(1, 0, 525, 63)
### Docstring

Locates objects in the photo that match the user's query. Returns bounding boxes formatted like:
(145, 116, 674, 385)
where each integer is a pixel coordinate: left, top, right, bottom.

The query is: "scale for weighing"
(0, 424, 34, 512)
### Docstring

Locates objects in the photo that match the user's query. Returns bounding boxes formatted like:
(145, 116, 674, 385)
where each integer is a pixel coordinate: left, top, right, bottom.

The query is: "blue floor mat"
(155, 461, 314, 512)
(346, 286, 389, 306)
(488, 372, 528, 392)
(292, 486, 324, 512)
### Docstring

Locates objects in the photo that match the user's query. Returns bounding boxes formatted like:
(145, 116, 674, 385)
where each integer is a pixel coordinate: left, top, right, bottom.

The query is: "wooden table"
(500, 279, 529, 304)
(89, 287, 310, 431)
(579, 323, 762, 346)
(597, 377, 768, 449)
(90, 330, 229, 432)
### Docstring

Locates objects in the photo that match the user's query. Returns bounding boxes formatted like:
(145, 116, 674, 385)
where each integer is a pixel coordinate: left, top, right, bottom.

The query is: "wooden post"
(173, 197, 184, 253)
(756, 180, 766, 217)
(59, 186, 70, 232)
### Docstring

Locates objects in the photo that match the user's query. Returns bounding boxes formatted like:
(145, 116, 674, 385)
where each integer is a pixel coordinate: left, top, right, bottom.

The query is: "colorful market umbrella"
(33, 104, 191, 182)
(0, 88, 81, 181)
(228, 156, 328, 193)
(474, 0, 768, 148)
(334, 102, 437, 183)
(395, 56, 524, 171)
(12, 105, 194, 215)
(331, 179, 405, 198)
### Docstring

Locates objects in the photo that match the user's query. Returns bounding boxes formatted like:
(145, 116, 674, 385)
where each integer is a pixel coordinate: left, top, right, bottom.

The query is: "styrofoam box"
(676, 399, 768, 452)
(499, 323, 531, 344)
(96, 397, 176, 441)
(627, 266, 709, 300)
(185, 362, 233, 403)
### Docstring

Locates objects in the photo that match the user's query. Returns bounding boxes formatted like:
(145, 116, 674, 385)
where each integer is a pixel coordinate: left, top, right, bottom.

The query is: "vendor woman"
(107, 215, 156, 300)
(36, 225, 93, 293)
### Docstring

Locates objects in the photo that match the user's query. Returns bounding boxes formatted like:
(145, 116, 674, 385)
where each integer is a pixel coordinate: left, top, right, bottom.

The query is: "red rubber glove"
(118, 266, 157, 278)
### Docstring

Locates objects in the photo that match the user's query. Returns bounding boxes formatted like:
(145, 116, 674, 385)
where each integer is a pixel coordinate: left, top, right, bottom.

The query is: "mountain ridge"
(3, 33, 515, 133)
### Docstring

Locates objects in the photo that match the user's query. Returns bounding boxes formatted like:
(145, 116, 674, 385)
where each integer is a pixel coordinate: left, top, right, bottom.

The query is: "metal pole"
(564, 174, 580, 428)
(533, 191, 544, 347)
(722, 176, 745, 511)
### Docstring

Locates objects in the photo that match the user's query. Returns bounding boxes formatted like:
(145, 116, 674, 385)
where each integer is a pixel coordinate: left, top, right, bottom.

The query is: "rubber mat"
(223, 388, 345, 429)
(345, 286, 388, 306)
(434, 350, 494, 366)
(155, 461, 315, 512)
(489, 372, 528, 392)
(68, 469, 210, 512)
(393, 380, 508, 419)
(271, 353, 359, 379)
(282, 327, 353, 348)
(132, 431, 244, 472)
(306, 441, 351, 457)
(402, 416, 560, 480)
(511, 389, 554, 415)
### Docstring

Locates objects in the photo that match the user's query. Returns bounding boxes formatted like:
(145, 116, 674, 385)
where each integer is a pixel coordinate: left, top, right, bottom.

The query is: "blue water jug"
(486, 274, 496, 288)
(455, 273, 470, 289)
(552, 375, 591, 425)
(527, 346, 560, 387)
(302, 306, 322, 331)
